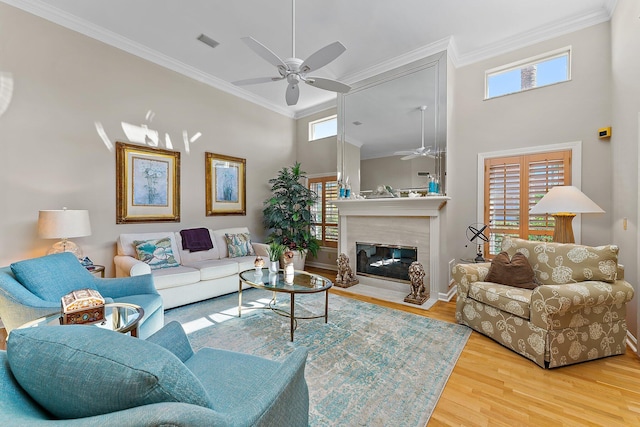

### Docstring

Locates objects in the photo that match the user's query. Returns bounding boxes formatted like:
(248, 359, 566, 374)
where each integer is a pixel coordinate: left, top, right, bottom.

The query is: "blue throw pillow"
(224, 233, 256, 258)
(7, 326, 213, 419)
(133, 237, 180, 270)
(10, 252, 97, 302)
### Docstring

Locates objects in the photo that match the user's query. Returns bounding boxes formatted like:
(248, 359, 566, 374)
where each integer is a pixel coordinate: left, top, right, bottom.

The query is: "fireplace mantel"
(332, 196, 449, 217)
(333, 196, 449, 308)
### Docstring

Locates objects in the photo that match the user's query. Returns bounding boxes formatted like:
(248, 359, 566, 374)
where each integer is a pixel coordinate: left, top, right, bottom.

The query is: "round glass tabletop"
(239, 268, 332, 294)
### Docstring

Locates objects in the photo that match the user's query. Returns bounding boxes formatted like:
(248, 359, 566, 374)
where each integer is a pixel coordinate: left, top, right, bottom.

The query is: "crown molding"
(0, 0, 296, 118)
(455, 7, 613, 67)
(294, 99, 337, 119)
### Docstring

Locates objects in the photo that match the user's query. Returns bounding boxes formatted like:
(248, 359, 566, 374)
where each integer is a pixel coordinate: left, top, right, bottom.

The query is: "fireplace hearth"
(356, 242, 418, 283)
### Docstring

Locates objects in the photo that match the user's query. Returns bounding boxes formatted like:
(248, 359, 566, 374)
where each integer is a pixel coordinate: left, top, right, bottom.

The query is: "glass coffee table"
(239, 268, 333, 341)
(17, 303, 145, 337)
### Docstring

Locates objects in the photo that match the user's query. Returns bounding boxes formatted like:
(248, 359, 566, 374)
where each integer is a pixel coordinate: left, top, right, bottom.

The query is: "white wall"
(361, 156, 435, 191)
(611, 0, 640, 340)
(0, 4, 296, 275)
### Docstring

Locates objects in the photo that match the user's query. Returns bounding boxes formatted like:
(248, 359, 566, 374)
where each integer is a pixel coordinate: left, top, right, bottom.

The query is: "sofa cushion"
(6, 326, 212, 419)
(212, 227, 251, 258)
(183, 259, 239, 281)
(485, 252, 537, 290)
(176, 230, 221, 264)
(10, 252, 97, 302)
(134, 237, 180, 270)
(150, 265, 201, 290)
(224, 233, 256, 258)
(503, 238, 619, 285)
(468, 282, 533, 319)
(117, 232, 182, 264)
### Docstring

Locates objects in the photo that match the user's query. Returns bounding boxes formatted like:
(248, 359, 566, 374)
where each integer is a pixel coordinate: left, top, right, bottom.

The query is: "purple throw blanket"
(180, 228, 214, 252)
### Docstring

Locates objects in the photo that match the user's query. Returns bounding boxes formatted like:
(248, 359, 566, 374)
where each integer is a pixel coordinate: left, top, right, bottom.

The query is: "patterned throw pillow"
(133, 237, 180, 270)
(224, 233, 256, 258)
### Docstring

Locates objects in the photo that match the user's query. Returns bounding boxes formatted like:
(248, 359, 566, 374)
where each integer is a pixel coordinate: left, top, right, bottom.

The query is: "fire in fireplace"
(355, 242, 418, 283)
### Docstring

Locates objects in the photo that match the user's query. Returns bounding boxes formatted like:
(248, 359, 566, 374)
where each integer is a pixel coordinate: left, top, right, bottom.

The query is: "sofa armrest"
(451, 262, 491, 297)
(530, 279, 635, 327)
(114, 255, 151, 277)
(252, 242, 269, 258)
(94, 274, 158, 299)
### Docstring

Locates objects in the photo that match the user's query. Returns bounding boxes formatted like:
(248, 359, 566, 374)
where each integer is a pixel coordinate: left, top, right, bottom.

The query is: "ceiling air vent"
(197, 34, 220, 49)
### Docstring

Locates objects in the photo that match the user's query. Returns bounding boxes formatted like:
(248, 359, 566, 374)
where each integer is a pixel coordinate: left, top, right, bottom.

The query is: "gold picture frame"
(116, 142, 180, 224)
(205, 152, 246, 216)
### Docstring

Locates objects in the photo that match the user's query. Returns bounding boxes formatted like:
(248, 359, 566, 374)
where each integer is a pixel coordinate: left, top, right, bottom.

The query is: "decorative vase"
(269, 260, 279, 274)
(284, 263, 295, 284)
(279, 250, 307, 270)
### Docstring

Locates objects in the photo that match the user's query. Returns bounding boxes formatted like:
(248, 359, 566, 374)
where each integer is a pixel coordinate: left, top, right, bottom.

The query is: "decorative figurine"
(254, 256, 265, 275)
(404, 261, 429, 305)
(335, 253, 359, 288)
(283, 250, 295, 284)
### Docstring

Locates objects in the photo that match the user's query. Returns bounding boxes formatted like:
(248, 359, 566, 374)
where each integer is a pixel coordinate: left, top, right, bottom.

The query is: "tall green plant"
(263, 162, 320, 257)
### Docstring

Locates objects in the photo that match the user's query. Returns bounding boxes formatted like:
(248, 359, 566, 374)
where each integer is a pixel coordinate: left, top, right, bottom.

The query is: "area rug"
(165, 289, 470, 427)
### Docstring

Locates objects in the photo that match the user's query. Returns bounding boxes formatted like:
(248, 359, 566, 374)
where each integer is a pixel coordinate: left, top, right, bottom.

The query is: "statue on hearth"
(335, 253, 359, 288)
(404, 261, 428, 305)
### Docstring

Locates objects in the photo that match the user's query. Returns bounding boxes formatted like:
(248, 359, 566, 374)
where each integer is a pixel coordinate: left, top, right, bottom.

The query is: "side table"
(86, 265, 105, 278)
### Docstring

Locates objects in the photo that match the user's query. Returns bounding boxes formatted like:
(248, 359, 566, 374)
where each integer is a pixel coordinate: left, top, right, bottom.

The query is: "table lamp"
(528, 186, 604, 243)
(38, 208, 92, 259)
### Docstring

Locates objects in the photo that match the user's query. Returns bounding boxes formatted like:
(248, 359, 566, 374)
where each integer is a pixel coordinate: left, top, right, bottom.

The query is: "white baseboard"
(439, 285, 457, 302)
(305, 261, 337, 272)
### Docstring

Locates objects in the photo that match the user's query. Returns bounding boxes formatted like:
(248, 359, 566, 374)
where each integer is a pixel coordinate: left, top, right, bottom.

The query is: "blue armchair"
(0, 322, 309, 426)
(0, 252, 163, 338)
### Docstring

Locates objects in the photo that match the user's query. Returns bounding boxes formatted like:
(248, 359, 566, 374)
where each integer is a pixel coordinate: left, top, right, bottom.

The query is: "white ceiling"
(3, 0, 615, 118)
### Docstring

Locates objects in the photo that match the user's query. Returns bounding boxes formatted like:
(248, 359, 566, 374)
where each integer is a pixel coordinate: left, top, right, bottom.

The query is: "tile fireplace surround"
(332, 197, 449, 309)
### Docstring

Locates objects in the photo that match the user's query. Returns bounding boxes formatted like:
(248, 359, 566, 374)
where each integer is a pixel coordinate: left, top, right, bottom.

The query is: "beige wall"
(445, 22, 613, 292)
(0, 4, 296, 275)
(611, 0, 640, 340)
(361, 156, 435, 191)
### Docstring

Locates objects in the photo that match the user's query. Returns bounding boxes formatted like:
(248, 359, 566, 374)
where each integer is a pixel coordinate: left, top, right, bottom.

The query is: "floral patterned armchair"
(453, 238, 634, 368)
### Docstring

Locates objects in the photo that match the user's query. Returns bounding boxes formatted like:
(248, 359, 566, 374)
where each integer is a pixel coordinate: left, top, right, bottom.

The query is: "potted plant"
(263, 162, 320, 270)
(266, 242, 285, 273)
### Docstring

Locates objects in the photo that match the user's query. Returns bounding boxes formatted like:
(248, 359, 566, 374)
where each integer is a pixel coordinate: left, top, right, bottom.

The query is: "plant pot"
(269, 260, 279, 274)
(280, 250, 307, 270)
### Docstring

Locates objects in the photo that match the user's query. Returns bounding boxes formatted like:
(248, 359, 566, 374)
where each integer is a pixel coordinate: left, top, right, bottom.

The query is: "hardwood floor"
(310, 267, 640, 427)
(3, 268, 639, 426)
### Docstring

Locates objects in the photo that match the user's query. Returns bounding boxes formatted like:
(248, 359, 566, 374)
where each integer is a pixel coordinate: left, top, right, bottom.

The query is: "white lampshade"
(528, 186, 604, 215)
(38, 209, 92, 238)
(38, 208, 91, 259)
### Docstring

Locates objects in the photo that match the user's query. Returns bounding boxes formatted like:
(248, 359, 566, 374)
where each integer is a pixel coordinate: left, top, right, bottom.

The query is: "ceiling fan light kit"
(232, 0, 351, 106)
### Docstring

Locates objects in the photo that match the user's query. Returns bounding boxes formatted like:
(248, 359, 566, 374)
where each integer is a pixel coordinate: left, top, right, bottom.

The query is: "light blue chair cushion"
(6, 325, 213, 419)
(10, 252, 97, 301)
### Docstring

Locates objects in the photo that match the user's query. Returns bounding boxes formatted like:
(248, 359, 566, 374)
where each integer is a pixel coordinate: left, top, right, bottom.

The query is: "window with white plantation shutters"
(484, 150, 571, 257)
(309, 176, 338, 248)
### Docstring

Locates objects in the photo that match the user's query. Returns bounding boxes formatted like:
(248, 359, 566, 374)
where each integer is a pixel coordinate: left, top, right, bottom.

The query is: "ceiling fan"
(232, 0, 351, 106)
(394, 105, 435, 160)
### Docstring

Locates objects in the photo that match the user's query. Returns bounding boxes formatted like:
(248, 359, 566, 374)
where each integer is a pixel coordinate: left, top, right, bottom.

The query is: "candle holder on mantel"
(404, 261, 429, 305)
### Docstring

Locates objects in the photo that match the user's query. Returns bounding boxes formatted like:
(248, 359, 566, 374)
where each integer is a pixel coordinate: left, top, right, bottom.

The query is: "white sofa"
(114, 227, 267, 309)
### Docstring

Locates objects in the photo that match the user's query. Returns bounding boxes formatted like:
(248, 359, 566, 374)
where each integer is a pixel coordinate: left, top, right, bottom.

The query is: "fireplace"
(356, 242, 417, 283)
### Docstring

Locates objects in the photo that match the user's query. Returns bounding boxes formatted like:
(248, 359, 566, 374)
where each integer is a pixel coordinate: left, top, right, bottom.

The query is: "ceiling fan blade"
(232, 76, 284, 86)
(394, 150, 414, 156)
(300, 41, 346, 73)
(401, 153, 420, 161)
(285, 83, 300, 106)
(241, 37, 287, 69)
(306, 77, 351, 93)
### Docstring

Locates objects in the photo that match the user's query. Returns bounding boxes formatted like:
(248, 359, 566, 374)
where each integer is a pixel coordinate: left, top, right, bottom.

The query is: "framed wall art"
(116, 141, 180, 223)
(205, 152, 246, 216)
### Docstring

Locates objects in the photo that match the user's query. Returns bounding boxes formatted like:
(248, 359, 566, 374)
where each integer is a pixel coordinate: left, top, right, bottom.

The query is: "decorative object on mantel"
(465, 223, 490, 262)
(61, 288, 105, 325)
(283, 250, 295, 284)
(38, 208, 92, 259)
(263, 162, 320, 270)
(404, 261, 428, 305)
(366, 185, 396, 199)
(335, 253, 359, 288)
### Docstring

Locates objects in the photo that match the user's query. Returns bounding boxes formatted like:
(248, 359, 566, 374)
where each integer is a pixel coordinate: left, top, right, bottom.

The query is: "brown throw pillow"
(485, 252, 538, 290)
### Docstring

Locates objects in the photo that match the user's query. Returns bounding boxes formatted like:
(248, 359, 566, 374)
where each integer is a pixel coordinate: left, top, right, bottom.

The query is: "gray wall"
(611, 0, 640, 341)
(0, 4, 296, 275)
